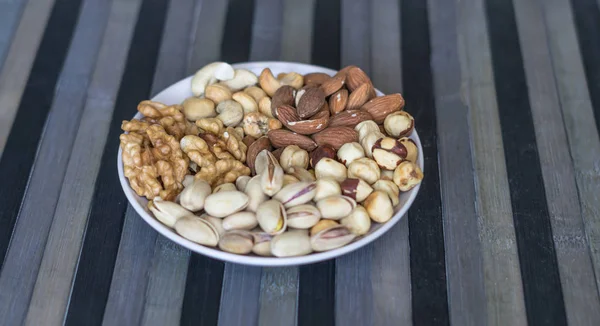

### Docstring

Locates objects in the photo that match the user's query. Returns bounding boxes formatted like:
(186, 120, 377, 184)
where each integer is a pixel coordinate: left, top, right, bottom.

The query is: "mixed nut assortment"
(120, 62, 423, 257)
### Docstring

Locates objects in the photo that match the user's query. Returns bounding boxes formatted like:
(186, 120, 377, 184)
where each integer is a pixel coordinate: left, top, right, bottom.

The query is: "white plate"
(118, 61, 423, 266)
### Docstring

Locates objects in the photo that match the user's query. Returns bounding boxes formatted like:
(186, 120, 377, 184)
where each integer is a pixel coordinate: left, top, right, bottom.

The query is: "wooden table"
(1, 0, 599, 325)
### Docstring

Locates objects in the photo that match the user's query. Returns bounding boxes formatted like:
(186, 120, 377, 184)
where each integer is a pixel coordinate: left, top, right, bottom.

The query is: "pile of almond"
(127, 62, 423, 257)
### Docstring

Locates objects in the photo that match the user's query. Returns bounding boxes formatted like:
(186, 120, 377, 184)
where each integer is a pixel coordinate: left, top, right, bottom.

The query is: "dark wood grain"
(64, 0, 168, 324)
(484, 0, 568, 324)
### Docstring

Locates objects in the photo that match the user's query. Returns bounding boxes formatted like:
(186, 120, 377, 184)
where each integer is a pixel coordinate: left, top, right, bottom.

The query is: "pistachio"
(310, 225, 356, 252)
(252, 232, 274, 256)
(256, 199, 288, 235)
(203, 214, 226, 236)
(283, 174, 300, 186)
(310, 219, 339, 236)
(218, 230, 254, 254)
(273, 181, 317, 208)
(174, 215, 220, 247)
(279, 145, 309, 172)
(341, 205, 371, 236)
(148, 199, 192, 227)
(399, 137, 418, 163)
(314, 178, 342, 201)
(372, 180, 400, 206)
(337, 142, 365, 167)
(364, 191, 394, 223)
(178, 179, 211, 212)
(340, 178, 373, 202)
(254, 149, 277, 175)
(347, 158, 380, 185)
(316, 195, 357, 220)
(314, 158, 347, 182)
(384, 110, 414, 137)
(260, 152, 284, 196)
(286, 166, 316, 182)
(245, 175, 268, 212)
(271, 230, 313, 257)
(183, 97, 216, 120)
(235, 175, 251, 191)
(222, 211, 258, 231)
(393, 161, 424, 191)
(212, 182, 237, 193)
(204, 191, 249, 218)
(372, 137, 407, 170)
(309, 145, 337, 168)
(286, 205, 322, 229)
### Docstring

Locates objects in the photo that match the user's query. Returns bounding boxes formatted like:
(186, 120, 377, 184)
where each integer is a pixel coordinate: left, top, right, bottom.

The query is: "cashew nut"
(279, 72, 304, 89)
(221, 69, 258, 91)
(191, 62, 234, 96)
(232, 92, 258, 113)
(244, 86, 267, 103)
(259, 68, 281, 97)
(205, 83, 232, 104)
(258, 97, 274, 118)
(216, 100, 244, 126)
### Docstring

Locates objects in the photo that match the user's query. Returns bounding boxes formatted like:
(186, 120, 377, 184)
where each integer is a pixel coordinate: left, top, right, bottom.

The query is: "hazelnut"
(314, 158, 347, 182)
(340, 178, 373, 202)
(310, 219, 339, 236)
(384, 111, 414, 137)
(372, 137, 407, 170)
(310, 144, 337, 168)
(337, 142, 365, 167)
(355, 120, 380, 141)
(347, 158, 380, 184)
(360, 131, 385, 158)
(393, 161, 423, 191)
(364, 191, 394, 223)
(380, 169, 394, 181)
(341, 205, 371, 236)
(399, 137, 418, 163)
(372, 180, 400, 206)
(314, 178, 342, 201)
(279, 145, 309, 172)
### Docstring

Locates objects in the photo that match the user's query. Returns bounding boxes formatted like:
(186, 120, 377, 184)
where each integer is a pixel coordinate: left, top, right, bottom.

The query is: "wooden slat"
(220, 0, 255, 64)
(484, 0, 568, 324)
(0, 0, 111, 324)
(102, 1, 197, 324)
(281, 0, 315, 63)
(401, 0, 450, 324)
(335, 1, 373, 326)
(141, 1, 230, 325)
(249, 0, 282, 61)
(258, 268, 299, 326)
(64, 0, 169, 324)
(0, 0, 55, 153)
(0, 0, 80, 266)
(368, 1, 412, 325)
(427, 0, 487, 325)
(513, 0, 600, 324)
(0, 0, 27, 69)
(455, 0, 527, 324)
(568, 0, 600, 292)
(218, 265, 262, 326)
(24, 0, 144, 323)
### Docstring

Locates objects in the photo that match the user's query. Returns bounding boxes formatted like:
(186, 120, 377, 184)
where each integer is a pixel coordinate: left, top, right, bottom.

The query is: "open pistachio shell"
(271, 230, 313, 257)
(310, 225, 356, 252)
(178, 179, 211, 212)
(245, 175, 268, 212)
(286, 205, 321, 229)
(148, 199, 192, 228)
(204, 190, 249, 218)
(174, 215, 220, 247)
(252, 232, 274, 256)
(213, 182, 237, 193)
(316, 195, 356, 220)
(256, 199, 287, 235)
(273, 181, 317, 208)
(218, 230, 254, 254)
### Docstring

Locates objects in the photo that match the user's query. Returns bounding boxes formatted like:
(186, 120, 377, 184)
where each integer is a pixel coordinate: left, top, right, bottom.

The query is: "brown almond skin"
(328, 110, 373, 128)
(242, 135, 257, 147)
(247, 136, 272, 175)
(267, 129, 318, 151)
(335, 65, 358, 78)
(277, 105, 329, 135)
(297, 87, 326, 119)
(320, 75, 346, 97)
(310, 145, 337, 168)
(346, 67, 372, 91)
(361, 93, 405, 123)
(304, 72, 331, 86)
(271, 147, 285, 161)
(311, 126, 358, 150)
(346, 83, 374, 110)
(329, 89, 348, 115)
(271, 85, 296, 117)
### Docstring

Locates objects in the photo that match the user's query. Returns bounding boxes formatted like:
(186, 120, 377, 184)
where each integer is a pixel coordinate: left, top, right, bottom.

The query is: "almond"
(361, 93, 405, 123)
(311, 126, 358, 150)
(347, 83, 373, 110)
(329, 89, 348, 115)
(310, 107, 330, 120)
(320, 75, 345, 97)
(247, 136, 272, 174)
(276, 105, 329, 135)
(346, 67, 372, 92)
(272, 147, 285, 161)
(271, 85, 296, 117)
(297, 87, 325, 119)
(328, 110, 373, 128)
(335, 65, 357, 78)
(268, 129, 318, 151)
(242, 135, 256, 147)
(304, 72, 331, 86)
